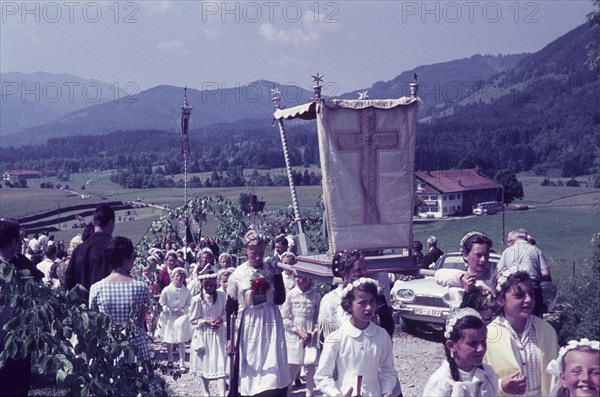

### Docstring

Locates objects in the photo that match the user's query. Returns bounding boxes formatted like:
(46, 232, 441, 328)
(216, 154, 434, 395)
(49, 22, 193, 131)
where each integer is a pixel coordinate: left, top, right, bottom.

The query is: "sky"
(0, 0, 595, 96)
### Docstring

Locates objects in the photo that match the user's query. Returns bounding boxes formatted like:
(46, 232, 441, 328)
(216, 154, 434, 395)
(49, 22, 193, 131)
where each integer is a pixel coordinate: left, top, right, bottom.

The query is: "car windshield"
(437, 255, 467, 271)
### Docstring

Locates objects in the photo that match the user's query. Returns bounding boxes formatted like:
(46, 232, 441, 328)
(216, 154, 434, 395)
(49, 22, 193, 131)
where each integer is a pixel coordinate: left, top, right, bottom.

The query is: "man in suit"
(423, 235, 444, 268)
(64, 204, 115, 294)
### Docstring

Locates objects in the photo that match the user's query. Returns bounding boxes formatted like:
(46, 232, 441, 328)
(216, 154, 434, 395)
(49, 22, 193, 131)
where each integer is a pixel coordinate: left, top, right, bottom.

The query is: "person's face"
(560, 350, 600, 397)
(201, 253, 213, 265)
(499, 280, 535, 320)
(295, 274, 312, 292)
(166, 255, 177, 269)
(342, 257, 367, 284)
(282, 256, 296, 266)
(463, 243, 490, 277)
(202, 278, 217, 294)
(506, 235, 515, 247)
(219, 256, 231, 268)
(275, 242, 287, 255)
(173, 271, 185, 287)
(349, 289, 376, 329)
(246, 242, 265, 267)
(165, 243, 171, 250)
(446, 327, 488, 372)
(219, 274, 230, 291)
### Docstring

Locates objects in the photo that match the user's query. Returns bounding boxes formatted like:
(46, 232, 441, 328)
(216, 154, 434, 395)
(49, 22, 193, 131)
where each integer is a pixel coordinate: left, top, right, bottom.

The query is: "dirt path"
(158, 330, 445, 397)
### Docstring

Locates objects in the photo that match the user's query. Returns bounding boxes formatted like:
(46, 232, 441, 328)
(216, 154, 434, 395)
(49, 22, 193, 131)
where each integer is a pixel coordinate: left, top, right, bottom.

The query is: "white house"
(415, 168, 502, 218)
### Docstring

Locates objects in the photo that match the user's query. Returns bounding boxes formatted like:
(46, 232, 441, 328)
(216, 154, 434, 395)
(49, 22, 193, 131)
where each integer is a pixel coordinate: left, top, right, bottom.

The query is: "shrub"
(0, 264, 167, 396)
(550, 233, 600, 345)
(565, 178, 580, 187)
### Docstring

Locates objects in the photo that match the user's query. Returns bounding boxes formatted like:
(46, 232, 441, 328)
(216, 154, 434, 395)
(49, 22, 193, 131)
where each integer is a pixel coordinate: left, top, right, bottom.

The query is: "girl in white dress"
(189, 271, 227, 396)
(318, 250, 395, 342)
(315, 278, 399, 397)
(281, 272, 321, 397)
(423, 308, 498, 396)
(484, 268, 559, 396)
(157, 267, 192, 369)
(225, 229, 290, 397)
(546, 338, 599, 397)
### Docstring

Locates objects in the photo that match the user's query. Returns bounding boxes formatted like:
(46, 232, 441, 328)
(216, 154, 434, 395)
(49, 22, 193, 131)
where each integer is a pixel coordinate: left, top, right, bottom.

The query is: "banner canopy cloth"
(316, 98, 419, 253)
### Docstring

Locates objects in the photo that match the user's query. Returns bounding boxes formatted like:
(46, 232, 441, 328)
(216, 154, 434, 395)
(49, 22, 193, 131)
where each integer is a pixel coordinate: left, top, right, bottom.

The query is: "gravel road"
(159, 328, 446, 397)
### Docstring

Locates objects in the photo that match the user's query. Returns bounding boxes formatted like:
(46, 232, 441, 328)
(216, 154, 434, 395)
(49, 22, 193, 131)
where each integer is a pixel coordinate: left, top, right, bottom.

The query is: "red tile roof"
(415, 168, 502, 194)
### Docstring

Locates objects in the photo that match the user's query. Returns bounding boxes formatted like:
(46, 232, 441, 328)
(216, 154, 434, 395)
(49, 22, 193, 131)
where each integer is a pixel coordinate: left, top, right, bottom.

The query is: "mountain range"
(1, 22, 598, 176)
(0, 48, 528, 146)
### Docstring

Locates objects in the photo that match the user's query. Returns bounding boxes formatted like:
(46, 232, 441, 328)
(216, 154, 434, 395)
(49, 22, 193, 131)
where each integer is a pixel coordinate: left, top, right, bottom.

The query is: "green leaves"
(0, 259, 167, 396)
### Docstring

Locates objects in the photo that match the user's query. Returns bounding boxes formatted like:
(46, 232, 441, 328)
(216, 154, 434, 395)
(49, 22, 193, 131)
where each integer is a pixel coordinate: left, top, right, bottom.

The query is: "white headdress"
(546, 338, 600, 376)
(495, 266, 521, 293)
(444, 307, 482, 339)
(169, 266, 187, 278)
(340, 277, 380, 300)
(459, 231, 487, 251)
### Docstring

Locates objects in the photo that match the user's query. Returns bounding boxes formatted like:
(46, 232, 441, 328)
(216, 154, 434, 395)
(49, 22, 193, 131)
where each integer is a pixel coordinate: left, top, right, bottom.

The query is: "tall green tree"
(494, 169, 524, 204)
(587, 0, 600, 71)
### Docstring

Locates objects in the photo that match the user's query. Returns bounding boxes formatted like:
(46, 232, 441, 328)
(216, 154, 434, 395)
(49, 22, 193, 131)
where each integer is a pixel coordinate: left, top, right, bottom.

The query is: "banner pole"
(272, 87, 308, 255)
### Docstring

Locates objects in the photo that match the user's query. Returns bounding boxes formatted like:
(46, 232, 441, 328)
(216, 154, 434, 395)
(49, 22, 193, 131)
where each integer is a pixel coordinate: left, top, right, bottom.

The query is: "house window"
(431, 195, 438, 200)
(458, 205, 461, 211)
(452, 206, 456, 212)
(449, 194, 455, 200)
(429, 207, 439, 212)
(421, 195, 428, 200)
(443, 207, 447, 213)
(457, 194, 462, 199)
(443, 195, 447, 200)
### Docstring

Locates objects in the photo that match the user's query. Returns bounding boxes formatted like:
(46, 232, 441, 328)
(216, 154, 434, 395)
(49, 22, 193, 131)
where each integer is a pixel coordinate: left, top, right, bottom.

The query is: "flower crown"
(242, 229, 267, 247)
(444, 307, 482, 339)
(546, 338, 600, 376)
(459, 231, 487, 250)
(340, 277, 380, 300)
(495, 266, 521, 293)
(197, 272, 219, 280)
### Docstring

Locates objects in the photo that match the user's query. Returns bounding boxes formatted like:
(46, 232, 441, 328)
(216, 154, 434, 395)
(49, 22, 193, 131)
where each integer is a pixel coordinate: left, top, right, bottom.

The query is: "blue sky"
(0, 1, 595, 94)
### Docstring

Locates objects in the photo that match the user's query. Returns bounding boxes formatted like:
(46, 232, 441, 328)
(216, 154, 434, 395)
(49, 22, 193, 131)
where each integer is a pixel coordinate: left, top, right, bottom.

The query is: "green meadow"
(1, 173, 597, 284)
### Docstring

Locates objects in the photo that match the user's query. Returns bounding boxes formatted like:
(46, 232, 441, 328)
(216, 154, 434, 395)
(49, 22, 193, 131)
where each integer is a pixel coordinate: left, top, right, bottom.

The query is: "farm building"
(2, 170, 41, 183)
(415, 168, 502, 218)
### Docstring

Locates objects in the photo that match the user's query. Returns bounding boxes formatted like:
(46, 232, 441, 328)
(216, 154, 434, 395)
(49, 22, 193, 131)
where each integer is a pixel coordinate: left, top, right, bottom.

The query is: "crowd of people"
(1, 206, 599, 397)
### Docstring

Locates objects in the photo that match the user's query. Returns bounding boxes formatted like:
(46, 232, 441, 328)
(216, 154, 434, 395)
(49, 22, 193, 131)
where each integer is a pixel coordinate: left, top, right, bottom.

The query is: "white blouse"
(423, 361, 499, 397)
(315, 320, 398, 397)
(317, 286, 347, 339)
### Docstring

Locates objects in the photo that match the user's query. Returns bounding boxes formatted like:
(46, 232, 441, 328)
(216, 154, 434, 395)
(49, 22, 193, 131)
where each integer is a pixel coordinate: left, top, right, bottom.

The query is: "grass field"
(1, 173, 597, 273)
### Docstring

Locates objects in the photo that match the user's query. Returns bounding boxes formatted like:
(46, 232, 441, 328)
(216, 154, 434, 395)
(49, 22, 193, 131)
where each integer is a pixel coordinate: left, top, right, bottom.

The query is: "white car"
(391, 252, 501, 328)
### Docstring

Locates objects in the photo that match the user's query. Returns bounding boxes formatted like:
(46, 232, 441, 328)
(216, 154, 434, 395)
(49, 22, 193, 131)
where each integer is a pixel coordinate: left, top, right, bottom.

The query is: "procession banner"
(317, 98, 419, 252)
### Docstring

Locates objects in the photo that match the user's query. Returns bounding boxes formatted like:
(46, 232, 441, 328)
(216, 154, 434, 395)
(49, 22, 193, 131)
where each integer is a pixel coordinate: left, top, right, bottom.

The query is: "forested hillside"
(1, 24, 598, 184)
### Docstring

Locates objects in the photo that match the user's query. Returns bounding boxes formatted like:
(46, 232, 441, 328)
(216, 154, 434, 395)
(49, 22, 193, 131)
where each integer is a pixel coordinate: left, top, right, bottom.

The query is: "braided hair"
(331, 250, 362, 279)
(444, 315, 486, 381)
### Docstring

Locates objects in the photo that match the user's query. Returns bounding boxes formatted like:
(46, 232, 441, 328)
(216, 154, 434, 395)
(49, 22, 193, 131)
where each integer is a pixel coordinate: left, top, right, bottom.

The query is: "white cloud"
(156, 40, 184, 51)
(258, 12, 340, 48)
(259, 24, 318, 47)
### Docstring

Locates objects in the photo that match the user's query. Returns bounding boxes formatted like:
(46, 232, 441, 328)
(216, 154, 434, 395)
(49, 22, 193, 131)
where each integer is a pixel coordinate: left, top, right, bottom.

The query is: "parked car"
(391, 251, 558, 329)
(391, 252, 500, 328)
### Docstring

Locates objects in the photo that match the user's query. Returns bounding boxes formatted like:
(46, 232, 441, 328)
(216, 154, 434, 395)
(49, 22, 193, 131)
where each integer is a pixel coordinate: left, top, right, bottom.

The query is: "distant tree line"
(1, 71, 598, 188)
